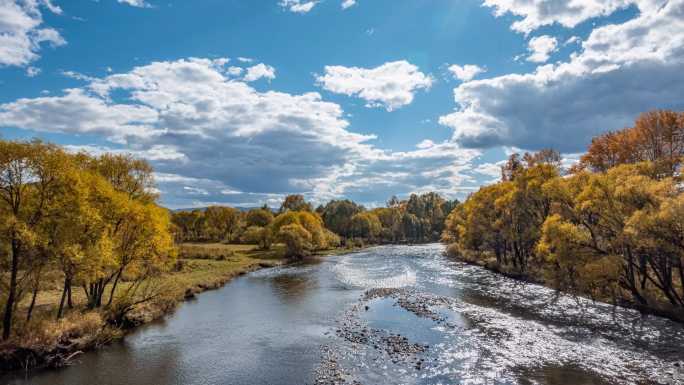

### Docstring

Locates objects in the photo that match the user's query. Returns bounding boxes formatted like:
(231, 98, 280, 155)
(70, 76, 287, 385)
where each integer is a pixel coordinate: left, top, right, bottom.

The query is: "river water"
(3, 244, 684, 385)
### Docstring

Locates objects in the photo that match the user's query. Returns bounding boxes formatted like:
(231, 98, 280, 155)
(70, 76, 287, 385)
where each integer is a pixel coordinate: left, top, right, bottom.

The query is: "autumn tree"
(171, 210, 207, 242)
(579, 110, 684, 176)
(245, 207, 274, 227)
(0, 141, 72, 339)
(241, 226, 273, 250)
(204, 206, 240, 242)
(350, 212, 382, 241)
(86, 153, 157, 203)
(279, 194, 312, 213)
(271, 211, 337, 258)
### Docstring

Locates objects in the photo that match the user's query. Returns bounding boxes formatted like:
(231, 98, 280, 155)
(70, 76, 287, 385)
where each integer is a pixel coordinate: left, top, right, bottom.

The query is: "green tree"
(321, 200, 364, 238)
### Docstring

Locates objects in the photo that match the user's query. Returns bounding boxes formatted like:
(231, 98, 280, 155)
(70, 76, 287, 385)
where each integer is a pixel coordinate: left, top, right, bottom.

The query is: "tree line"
(0, 141, 176, 340)
(443, 110, 684, 320)
(171, 192, 458, 256)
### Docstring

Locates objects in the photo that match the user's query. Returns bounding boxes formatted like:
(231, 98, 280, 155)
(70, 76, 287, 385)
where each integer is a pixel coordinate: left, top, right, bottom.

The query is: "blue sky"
(1, 0, 682, 208)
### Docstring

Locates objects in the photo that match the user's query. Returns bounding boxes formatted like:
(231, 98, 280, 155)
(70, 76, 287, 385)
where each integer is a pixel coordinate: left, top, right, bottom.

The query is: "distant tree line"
(171, 191, 459, 256)
(171, 191, 458, 259)
(0, 141, 176, 340)
(443, 110, 684, 321)
(316, 193, 458, 244)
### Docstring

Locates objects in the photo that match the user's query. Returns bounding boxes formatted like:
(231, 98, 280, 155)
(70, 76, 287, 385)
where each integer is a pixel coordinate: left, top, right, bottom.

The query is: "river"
(3, 244, 683, 385)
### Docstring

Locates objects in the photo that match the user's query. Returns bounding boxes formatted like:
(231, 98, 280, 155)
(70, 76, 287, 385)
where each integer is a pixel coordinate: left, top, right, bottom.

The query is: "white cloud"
(183, 186, 209, 196)
(526, 35, 558, 63)
(243, 63, 276, 82)
(0, 0, 65, 67)
(117, 0, 151, 8)
(227, 66, 243, 76)
(473, 162, 503, 178)
(341, 0, 356, 9)
(25, 65, 40, 76)
(292, 141, 481, 205)
(440, 0, 684, 152)
(60, 70, 96, 81)
(482, 0, 636, 34)
(0, 88, 160, 142)
(448, 64, 486, 81)
(40, 0, 62, 14)
(64, 144, 186, 162)
(316, 60, 433, 111)
(279, 0, 318, 13)
(565, 36, 580, 45)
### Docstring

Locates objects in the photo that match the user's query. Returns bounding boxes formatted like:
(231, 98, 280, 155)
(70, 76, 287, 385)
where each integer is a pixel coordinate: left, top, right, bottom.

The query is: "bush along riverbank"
(0, 244, 287, 373)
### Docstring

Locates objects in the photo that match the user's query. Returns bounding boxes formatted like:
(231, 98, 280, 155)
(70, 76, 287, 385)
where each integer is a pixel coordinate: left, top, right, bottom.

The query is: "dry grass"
(13, 312, 105, 351)
(180, 243, 243, 260)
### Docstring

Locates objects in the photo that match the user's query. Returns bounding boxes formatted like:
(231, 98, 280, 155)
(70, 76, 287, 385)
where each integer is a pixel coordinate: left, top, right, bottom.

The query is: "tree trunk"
(26, 284, 38, 323)
(2, 238, 21, 340)
(96, 280, 105, 307)
(57, 277, 69, 319)
(107, 269, 123, 307)
(66, 279, 73, 309)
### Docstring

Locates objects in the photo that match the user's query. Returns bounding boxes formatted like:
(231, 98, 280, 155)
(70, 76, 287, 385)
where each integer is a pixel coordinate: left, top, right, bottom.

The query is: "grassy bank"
(0, 243, 288, 373)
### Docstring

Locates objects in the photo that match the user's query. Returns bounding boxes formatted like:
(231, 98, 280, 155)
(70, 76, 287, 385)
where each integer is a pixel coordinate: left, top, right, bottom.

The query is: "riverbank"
(444, 244, 684, 323)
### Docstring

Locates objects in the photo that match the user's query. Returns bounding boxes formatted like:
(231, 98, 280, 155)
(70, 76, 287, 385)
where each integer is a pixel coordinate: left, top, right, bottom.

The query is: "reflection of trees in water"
(113, 341, 182, 385)
(12, 338, 183, 385)
(270, 274, 318, 304)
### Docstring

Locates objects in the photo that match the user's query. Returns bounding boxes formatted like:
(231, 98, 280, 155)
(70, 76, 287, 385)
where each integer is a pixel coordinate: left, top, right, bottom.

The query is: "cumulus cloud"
(526, 35, 558, 63)
(482, 0, 636, 34)
(341, 0, 356, 9)
(0, 88, 160, 142)
(416, 139, 435, 149)
(117, 0, 151, 7)
(292, 141, 481, 205)
(440, 0, 684, 152)
(472, 161, 504, 184)
(316, 60, 433, 111)
(279, 0, 318, 13)
(448, 64, 486, 81)
(64, 144, 187, 162)
(243, 63, 276, 82)
(25, 65, 40, 77)
(565, 36, 580, 45)
(279, 0, 356, 13)
(0, 0, 66, 67)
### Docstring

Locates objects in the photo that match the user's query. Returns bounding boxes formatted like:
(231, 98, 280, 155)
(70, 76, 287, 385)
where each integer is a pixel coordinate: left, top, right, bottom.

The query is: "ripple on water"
(332, 257, 417, 289)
